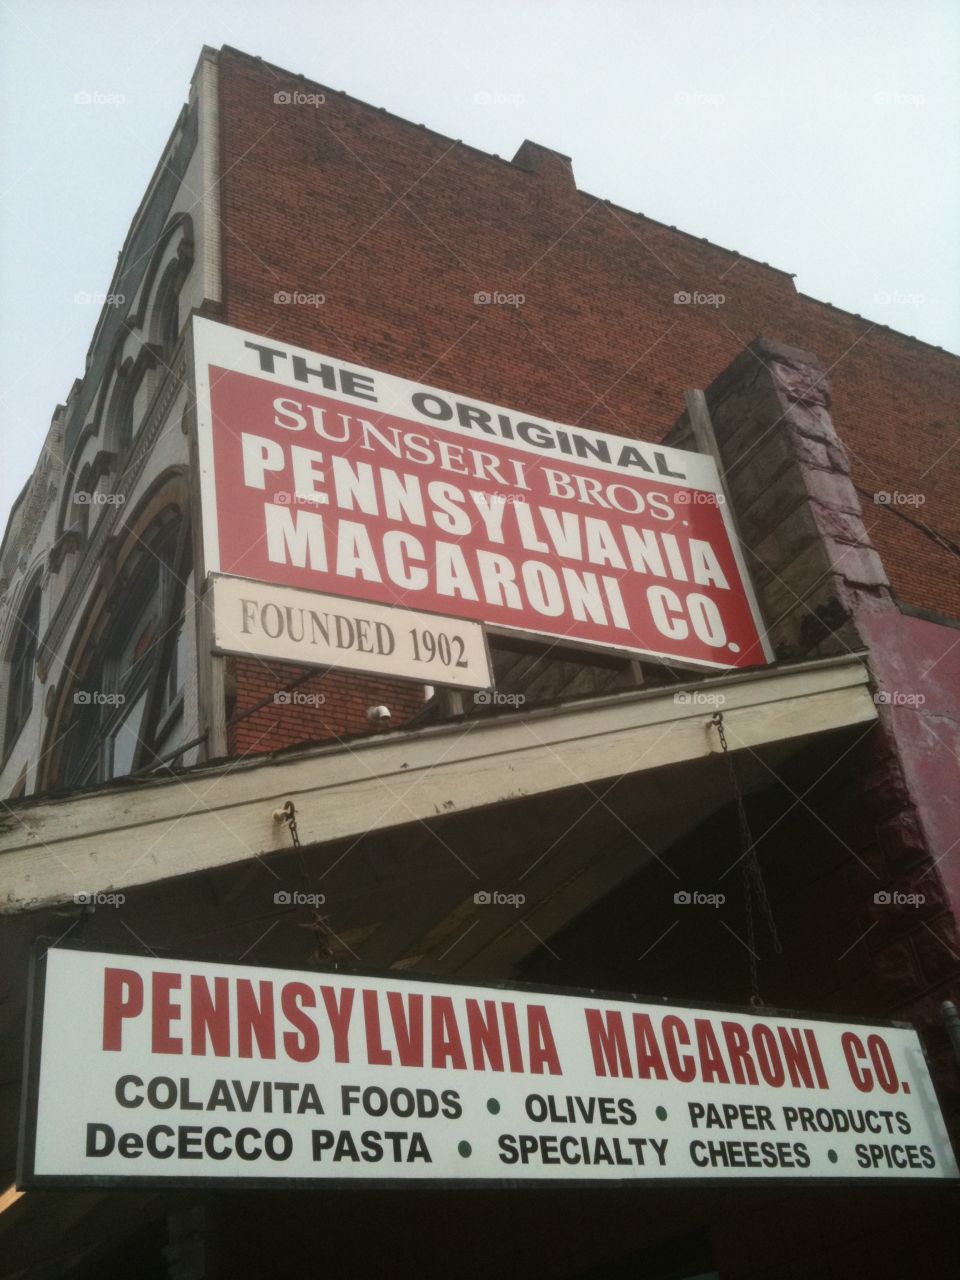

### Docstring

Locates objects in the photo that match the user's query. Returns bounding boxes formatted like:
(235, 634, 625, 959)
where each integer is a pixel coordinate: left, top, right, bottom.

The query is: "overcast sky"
(1, 0, 957, 526)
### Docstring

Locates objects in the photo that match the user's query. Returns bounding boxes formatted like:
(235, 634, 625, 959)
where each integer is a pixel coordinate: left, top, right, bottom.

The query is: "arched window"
(4, 583, 41, 755)
(71, 463, 95, 537)
(110, 378, 137, 454)
(152, 267, 182, 367)
(59, 520, 191, 786)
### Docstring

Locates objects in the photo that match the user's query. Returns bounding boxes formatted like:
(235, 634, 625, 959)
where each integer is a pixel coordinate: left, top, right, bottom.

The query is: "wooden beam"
(0, 656, 876, 913)
(684, 388, 726, 482)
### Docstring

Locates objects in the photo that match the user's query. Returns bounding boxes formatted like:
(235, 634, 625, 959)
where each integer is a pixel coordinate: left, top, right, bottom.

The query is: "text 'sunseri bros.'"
(220, 383, 742, 660)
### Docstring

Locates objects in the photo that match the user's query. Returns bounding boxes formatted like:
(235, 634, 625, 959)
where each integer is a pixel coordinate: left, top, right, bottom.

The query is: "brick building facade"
(0, 44, 958, 1280)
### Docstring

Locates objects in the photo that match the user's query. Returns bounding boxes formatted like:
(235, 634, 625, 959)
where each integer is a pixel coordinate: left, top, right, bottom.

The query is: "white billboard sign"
(19, 947, 958, 1188)
(209, 574, 493, 691)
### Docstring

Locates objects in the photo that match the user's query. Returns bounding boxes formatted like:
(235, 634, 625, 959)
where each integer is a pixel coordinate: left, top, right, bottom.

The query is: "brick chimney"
(511, 140, 576, 196)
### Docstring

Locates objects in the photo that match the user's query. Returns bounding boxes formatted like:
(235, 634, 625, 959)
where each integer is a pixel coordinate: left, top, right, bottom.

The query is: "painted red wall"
(860, 611, 960, 913)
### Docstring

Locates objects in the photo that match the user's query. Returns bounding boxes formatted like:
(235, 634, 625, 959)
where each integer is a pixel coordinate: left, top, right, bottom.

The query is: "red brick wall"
(217, 47, 959, 651)
(225, 656, 426, 756)
(216, 47, 958, 765)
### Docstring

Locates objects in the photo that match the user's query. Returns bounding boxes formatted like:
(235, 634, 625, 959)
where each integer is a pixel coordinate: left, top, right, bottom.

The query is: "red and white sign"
(19, 948, 958, 1187)
(193, 319, 770, 670)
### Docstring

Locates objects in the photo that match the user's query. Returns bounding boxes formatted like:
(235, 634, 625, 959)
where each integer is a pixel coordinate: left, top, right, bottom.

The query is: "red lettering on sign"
(501, 1002, 525, 1072)
(190, 976, 230, 1057)
(236, 979, 275, 1059)
(102, 967, 143, 1051)
(632, 1013, 668, 1080)
(527, 1005, 562, 1075)
(466, 999, 505, 1072)
(663, 1016, 696, 1082)
(585, 1009, 631, 1078)
(280, 982, 319, 1063)
(753, 1023, 786, 1087)
(721, 1021, 759, 1085)
(431, 996, 467, 1069)
(363, 988, 392, 1065)
(387, 991, 424, 1067)
(151, 972, 183, 1055)
(695, 1019, 730, 1084)
(319, 984, 354, 1062)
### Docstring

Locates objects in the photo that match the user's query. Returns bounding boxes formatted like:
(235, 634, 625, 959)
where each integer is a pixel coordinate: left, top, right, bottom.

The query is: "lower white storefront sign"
(209, 573, 493, 691)
(19, 947, 959, 1188)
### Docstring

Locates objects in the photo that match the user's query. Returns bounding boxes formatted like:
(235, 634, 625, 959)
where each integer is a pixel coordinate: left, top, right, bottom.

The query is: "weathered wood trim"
(0, 656, 876, 913)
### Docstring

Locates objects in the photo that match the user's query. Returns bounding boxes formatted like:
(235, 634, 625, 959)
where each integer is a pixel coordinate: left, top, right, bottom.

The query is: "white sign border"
(18, 944, 959, 1192)
(190, 317, 774, 673)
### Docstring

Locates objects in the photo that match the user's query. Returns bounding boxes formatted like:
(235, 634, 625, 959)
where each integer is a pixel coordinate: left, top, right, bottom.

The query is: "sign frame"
(18, 942, 959, 1192)
(190, 317, 774, 675)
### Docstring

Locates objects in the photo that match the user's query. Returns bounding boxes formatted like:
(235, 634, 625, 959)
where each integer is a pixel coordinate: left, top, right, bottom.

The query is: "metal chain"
(276, 798, 310, 883)
(280, 800, 302, 849)
(711, 712, 782, 1006)
(277, 801, 332, 966)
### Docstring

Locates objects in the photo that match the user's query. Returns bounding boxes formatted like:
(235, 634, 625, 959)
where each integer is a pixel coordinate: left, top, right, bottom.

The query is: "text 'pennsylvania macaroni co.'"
(20, 949, 958, 1187)
(192, 319, 770, 670)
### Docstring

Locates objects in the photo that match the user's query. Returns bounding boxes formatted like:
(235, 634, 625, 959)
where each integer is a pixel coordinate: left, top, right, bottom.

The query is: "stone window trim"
(45, 507, 192, 788)
(1, 575, 43, 768)
(38, 468, 192, 789)
(52, 213, 195, 547)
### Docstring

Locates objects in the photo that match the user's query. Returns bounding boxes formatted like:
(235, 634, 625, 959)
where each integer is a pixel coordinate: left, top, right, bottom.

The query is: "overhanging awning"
(0, 651, 879, 1208)
(0, 654, 877, 916)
